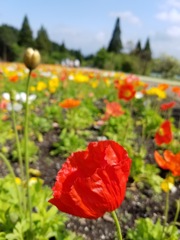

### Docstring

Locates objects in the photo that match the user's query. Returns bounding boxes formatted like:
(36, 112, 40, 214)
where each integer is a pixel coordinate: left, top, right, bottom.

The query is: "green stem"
(173, 199, 180, 224)
(24, 70, 32, 232)
(164, 191, 169, 226)
(0, 152, 22, 216)
(11, 101, 26, 212)
(11, 101, 24, 180)
(111, 210, 123, 240)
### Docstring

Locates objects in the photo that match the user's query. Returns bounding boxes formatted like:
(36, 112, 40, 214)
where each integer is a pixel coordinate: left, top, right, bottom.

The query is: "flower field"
(0, 56, 180, 240)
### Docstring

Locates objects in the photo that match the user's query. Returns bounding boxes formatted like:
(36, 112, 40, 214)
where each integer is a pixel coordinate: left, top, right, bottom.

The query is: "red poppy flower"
(154, 150, 180, 176)
(160, 101, 176, 111)
(49, 140, 131, 219)
(102, 101, 124, 120)
(59, 98, 81, 108)
(155, 120, 172, 145)
(118, 83, 136, 101)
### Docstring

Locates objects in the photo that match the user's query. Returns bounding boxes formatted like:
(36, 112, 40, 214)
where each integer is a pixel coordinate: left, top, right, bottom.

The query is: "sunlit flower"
(155, 120, 172, 145)
(59, 98, 81, 108)
(118, 82, 136, 101)
(7, 102, 23, 112)
(102, 101, 124, 120)
(154, 150, 180, 176)
(172, 86, 180, 96)
(160, 101, 176, 111)
(161, 176, 176, 193)
(157, 83, 169, 91)
(36, 81, 47, 91)
(15, 177, 22, 185)
(146, 87, 166, 99)
(9, 74, 18, 83)
(49, 140, 131, 219)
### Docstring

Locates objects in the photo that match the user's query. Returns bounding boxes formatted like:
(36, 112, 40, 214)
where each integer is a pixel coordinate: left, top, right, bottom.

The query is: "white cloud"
(156, 8, 180, 22)
(167, 0, 180, 8)
(109, 11, 141, 25)
(167, 25, 180, 37)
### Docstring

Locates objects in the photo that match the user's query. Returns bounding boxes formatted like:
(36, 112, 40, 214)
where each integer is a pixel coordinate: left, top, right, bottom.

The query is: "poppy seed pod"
(23, 48, 41, 70)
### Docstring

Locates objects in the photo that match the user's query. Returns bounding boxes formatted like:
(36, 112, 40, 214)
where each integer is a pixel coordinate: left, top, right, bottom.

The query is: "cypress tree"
(107, 17, 122, 53)
(35, 26, 51, 52)
(142, 38, 152, 61)
(18, 15, 34, 47)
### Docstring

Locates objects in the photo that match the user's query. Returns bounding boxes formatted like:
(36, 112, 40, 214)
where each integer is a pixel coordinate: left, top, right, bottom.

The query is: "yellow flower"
(161, 176, 174, 192)
(90, 80, 98, 88)
(48, 77, 59, 93)
(36, 81, 47, 91)
(15, 177, 22, 185)
(74, 73, 89, 83)
(30, 86, 36, 92)
(146, 87, 166, 99)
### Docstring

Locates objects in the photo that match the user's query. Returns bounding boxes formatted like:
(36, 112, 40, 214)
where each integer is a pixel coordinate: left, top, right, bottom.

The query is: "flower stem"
(173, 199, 180, 224)
(11, 101, 26, 212)
(24, 70, 32, 232)
(11, 101, 24, 180)
(164, 191, 169, 226)
(111, 210, 123, 240)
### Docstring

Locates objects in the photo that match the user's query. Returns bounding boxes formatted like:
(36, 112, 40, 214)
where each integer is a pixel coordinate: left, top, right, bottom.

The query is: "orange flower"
(154, 150, 180, 176)
(160, 101, 176, 111)
(172, 86, 180, 96)
(157, 83, 169, 91)
(59, 99, 81, 109)
(9, 75, 18, 82)
(155, 120, 172, 145)
(102, 101, 124, 120)
(118, 83, 136, 101)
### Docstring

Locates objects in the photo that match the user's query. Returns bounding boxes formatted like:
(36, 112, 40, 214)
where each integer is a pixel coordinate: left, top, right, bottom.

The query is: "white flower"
(2, 92, 10, 101)
(135, 91, 144, 99)
(7, 103, 23, 112)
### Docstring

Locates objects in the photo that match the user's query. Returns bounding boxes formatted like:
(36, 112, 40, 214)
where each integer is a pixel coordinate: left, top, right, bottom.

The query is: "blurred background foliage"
(1, 15, 180, 79)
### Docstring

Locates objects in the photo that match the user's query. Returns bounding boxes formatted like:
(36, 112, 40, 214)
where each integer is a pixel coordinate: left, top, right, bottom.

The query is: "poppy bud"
(23, 48, 41, 70)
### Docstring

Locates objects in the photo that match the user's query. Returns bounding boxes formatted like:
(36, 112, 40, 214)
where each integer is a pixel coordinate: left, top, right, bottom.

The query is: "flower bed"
(0, 52, 180, 240)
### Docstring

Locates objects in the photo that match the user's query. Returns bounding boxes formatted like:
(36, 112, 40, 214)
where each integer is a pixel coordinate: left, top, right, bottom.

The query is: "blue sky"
(1, 0, 180, 59)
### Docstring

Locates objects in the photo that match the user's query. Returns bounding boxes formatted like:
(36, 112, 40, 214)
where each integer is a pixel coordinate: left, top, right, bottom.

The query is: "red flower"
(118, 83, 136, 101)
(49, 140, 131, 219)
(154, 150, 180, 176)
(59, 98, 81, 108)
(160, 101, 176, 111)
(102, 101, 124, 120)
(155, 120, 172, 145)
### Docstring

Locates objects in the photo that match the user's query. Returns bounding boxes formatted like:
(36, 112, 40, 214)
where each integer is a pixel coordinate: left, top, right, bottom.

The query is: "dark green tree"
(35, 26, 51, 52)
(0, 24, 19, 61)
(107, 17, 122, 53)
(140, 38, 152, 75)
(132, 40, 142, 56)
(18, 15, 34, 47)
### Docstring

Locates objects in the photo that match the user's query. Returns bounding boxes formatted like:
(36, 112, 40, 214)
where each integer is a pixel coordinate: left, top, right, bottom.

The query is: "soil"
(0, 101, 180, 240)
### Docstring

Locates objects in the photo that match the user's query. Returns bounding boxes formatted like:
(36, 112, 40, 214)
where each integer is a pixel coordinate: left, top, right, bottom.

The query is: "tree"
(132, 40, 142, 56)
(139, 38, 152, 75)
(0, 24, 19, 61)
(107, 17, 123, 53)
(35, 26, 51, 52)
(18, 15, 34, 47)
